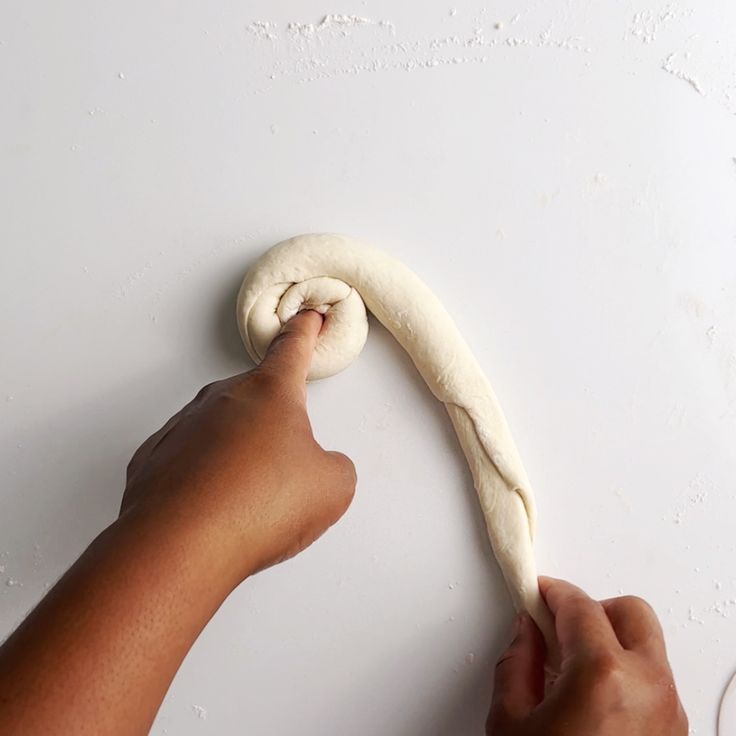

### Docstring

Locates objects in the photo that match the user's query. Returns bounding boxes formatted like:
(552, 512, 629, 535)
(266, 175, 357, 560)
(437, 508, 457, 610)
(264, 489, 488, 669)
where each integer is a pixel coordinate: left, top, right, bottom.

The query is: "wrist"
(109, 503, 246, 601)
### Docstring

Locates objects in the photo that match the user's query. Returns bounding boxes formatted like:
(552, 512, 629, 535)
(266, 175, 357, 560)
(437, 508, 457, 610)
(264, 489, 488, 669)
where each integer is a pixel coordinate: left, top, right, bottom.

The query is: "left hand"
(487, 577, 687, 736)
(121, 309, 357, 587)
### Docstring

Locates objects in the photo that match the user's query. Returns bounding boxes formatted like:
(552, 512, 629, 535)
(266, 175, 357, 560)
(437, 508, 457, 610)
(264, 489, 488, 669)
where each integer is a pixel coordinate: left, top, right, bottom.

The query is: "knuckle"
(326, 451, 358, 501)
(309, 452, 357, 521)
(561, 592, 595, 620)
(584, 651, 626, 698)
(331, 451, 357, 485)
(588, 650, 619, 677)
(638, 672, 687, 731)
(654, 675, 683, 714)
(581, 653, 634, 712)
(619, 595, 656, 617)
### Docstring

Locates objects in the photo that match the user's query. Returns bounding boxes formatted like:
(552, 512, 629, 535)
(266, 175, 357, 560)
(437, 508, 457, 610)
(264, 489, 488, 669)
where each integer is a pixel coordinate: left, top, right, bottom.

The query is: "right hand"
(487, 577, 688, 735)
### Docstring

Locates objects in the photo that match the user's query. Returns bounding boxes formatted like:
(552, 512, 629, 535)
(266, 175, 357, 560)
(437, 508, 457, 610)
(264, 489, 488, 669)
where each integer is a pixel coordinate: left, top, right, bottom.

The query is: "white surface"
(0, 1, 734, 734)
(719, 671, 736, 736)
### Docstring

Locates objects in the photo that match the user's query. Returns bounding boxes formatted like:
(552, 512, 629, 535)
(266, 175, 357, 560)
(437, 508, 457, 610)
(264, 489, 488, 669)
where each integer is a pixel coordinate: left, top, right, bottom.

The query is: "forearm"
(0, 510, 237, 736)
(0, 312, 353, 734)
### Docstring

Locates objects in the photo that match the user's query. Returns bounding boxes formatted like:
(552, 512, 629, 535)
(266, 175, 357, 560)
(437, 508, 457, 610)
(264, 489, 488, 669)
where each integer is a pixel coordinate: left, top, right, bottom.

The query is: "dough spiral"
(237, 233, 553, 644)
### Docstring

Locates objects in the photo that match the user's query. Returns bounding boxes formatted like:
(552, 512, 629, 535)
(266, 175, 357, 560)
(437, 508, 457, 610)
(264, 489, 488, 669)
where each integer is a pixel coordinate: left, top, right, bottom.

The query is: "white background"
(1, 1, 735, 734)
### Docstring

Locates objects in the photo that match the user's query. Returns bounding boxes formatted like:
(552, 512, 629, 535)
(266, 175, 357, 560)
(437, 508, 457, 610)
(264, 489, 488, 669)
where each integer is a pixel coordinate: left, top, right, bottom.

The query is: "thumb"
(259, 311, 323, 385)
(487, 614, 546, 732)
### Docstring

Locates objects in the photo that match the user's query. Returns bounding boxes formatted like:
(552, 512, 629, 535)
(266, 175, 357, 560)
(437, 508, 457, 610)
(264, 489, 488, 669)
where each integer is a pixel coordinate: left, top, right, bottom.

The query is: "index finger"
(258, 310, 323, 386)
(539, 577, 621, 663)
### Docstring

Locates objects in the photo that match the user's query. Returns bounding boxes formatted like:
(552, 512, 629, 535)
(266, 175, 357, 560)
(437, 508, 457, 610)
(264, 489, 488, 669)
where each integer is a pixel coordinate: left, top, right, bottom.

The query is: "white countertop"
(1, 2, 735, 734)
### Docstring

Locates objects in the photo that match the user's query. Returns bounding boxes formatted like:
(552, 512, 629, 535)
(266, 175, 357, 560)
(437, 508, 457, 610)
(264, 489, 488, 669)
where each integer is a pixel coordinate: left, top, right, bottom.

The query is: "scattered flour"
(670, 473, 713, 524)
(192, 705, 207, 720)
(662, 52, 705, 95)
(287, 14, 393, 39)
(247, 12, 592, 84)
(628, 7, 688, 44)
(625, 10, 736, 117)
(247, 21, 277, 41)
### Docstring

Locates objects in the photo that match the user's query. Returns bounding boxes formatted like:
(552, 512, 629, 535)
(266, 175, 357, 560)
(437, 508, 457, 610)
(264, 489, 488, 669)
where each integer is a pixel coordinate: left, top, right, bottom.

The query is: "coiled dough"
(237, 233, 554, 644)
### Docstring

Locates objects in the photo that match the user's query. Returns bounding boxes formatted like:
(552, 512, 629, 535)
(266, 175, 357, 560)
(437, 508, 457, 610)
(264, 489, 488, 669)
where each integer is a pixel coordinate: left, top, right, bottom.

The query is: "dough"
(237, 233, 554, 646)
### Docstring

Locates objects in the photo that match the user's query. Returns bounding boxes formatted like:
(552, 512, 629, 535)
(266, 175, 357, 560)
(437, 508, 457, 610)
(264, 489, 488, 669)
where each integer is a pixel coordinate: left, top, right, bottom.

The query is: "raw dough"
(237, 233, 554, 645)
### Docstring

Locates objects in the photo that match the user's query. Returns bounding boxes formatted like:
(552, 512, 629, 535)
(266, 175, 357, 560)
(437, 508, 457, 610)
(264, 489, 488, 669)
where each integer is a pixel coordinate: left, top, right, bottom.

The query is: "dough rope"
(237, 233, 554, 644)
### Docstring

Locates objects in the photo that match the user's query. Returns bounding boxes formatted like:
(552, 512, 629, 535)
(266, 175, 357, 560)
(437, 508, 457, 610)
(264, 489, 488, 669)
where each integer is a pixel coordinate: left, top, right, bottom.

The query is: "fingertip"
(538, 578, 591, 620)
(538, 577, 585, 605)
(537, 576, 560, 600)
(538, 575, 557, 586)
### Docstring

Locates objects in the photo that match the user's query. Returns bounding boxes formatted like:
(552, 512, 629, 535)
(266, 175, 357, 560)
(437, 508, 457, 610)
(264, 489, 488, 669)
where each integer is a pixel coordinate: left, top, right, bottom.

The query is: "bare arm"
(0, 311, 355, 736)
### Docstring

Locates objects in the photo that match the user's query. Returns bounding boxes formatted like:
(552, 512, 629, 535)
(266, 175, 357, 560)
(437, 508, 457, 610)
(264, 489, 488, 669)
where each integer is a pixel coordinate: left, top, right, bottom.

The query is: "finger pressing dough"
(237, 233, 554, 646)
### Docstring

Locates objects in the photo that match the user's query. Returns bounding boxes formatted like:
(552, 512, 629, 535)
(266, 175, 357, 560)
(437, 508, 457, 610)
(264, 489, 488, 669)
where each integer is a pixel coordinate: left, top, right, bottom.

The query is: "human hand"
(121, 310, 356, 588)
(487, 577, 687, 735)
(0, 311, 355, 736)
